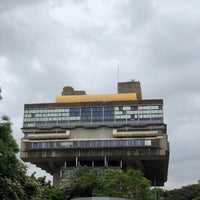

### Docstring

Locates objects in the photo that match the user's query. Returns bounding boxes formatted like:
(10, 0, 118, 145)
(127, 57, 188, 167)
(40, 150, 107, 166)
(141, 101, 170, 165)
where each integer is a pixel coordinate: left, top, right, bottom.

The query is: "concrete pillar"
(104, 156, 107, 167)
(53, 167, 61, 187)
(120, 160, 123, 168)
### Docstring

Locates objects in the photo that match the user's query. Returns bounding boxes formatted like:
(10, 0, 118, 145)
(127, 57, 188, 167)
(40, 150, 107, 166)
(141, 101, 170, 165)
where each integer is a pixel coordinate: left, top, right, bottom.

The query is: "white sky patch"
(31, 59, 45, 73)
(0, 56, 17, 84)
(49, 1, 104, 28)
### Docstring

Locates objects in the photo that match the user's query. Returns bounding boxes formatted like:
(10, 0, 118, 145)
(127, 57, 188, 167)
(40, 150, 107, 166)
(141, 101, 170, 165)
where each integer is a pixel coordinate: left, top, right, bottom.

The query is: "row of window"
(24, 113, 163, 122)
(24, 106, 163, 122)
(32, 139, 152, 149)
(24, 118, 163, 128)
(25, 105, 162, 114)
(24, 109, 163, 119)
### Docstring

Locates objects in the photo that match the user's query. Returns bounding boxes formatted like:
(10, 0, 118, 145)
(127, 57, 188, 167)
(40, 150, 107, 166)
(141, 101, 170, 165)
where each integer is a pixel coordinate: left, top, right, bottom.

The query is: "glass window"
(145, 140, 151, 146)
(70, 107, 80, 117)
(81, 107, 91, 122)
(32, 143, 38, 148)
(131, 106, 138, 111)
(104, 106, 114, 121)
(123, 106, 131, 111)
(92, 107, 103, 122)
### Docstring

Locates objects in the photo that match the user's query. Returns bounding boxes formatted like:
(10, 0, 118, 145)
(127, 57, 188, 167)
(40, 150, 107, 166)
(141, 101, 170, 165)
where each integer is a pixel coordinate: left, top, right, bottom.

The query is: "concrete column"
(53, 167, 61, 187)
(104, 156, 107, 167)
(120, 160, 123, 168)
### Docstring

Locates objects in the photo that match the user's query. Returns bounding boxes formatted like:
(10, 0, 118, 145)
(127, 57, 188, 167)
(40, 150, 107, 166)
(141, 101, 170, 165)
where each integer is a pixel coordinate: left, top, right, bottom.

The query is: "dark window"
(69, 108, 80, 117)
(92, 107, 103, 122)
(104, 106, 114, 121)
(81, 107, 91, 122)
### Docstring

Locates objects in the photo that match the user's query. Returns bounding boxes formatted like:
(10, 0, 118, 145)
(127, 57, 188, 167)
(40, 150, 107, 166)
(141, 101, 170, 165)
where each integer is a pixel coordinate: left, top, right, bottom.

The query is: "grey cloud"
(0, 0, 43, 13)
(118, 0, 156, 32)
(144, 4, 200, 67)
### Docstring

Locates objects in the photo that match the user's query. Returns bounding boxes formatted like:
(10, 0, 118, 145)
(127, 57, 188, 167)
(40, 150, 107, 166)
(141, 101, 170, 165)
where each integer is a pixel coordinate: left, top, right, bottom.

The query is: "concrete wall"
(118, 81, 142, 100)
(69, 127, 113, 139)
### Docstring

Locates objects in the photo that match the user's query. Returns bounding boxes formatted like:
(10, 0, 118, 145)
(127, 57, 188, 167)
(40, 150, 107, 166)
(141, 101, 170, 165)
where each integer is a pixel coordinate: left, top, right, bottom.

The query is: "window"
(104, 106, 114, 121)
(70, 108, 80, 117)
(92, 107, 103, 122)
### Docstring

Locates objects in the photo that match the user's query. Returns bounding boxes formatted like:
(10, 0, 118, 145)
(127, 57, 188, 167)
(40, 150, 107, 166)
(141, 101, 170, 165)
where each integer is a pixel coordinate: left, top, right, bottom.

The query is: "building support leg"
(53, 167, 61, 187)
(64, 161, 67, 168)
(104, 156, 107, 167)
(120, 160, 123, 169)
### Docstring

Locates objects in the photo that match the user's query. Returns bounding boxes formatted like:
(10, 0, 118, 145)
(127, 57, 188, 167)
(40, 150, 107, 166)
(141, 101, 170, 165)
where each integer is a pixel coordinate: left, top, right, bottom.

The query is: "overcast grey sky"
(1, 0, 200, 190)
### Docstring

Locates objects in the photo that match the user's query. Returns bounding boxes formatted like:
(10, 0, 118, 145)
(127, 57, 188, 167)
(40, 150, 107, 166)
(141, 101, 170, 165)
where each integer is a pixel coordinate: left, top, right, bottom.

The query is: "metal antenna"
(117, 65, 119, 83)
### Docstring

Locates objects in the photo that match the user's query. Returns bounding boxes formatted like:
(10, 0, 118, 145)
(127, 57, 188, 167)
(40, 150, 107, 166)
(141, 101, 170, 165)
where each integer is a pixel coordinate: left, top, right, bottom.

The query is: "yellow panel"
(56, 93, 137, 103)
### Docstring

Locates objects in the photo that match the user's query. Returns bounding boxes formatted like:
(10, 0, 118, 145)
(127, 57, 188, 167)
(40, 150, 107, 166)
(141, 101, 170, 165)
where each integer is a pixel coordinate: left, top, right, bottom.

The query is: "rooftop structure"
(20, 80, 169, 187)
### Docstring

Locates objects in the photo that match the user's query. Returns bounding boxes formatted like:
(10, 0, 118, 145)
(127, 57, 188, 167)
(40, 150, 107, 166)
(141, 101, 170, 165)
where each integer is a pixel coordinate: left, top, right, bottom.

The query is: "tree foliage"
(0, 116, 40, 199)
(0, 112, 63, 199)
(150, 187, 167, 200)
(163, 182, 200, 200)
(0, 116, 19, 175)
(94, 169, 151, 200)
(0, 89, 66, 199)
(64, 167, 151, 200)
(31, 173, 64, 200)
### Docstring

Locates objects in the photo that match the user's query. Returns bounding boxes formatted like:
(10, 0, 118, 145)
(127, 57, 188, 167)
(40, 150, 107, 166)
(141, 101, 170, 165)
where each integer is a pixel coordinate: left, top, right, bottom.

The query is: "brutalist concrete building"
(20, 81, 169, 187)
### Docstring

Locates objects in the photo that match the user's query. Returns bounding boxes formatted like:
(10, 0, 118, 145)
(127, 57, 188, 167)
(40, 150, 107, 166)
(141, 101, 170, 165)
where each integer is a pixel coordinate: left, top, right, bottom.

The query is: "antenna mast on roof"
(117, 65, 119, 83)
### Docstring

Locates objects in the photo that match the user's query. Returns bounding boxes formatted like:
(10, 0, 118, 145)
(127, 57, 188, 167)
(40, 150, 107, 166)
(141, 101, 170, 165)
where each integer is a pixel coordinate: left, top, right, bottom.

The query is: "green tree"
(93, 169, 128, 198)
(0, 118, 41, 199)
(164, 182, 200, 200)
(0, 116, 19, 175)
(31, 173, 64, 200)
(0, 89, 65, 200)
(65, 167, 151, 200)
(68, 167, 99, 198)
(150, 188, 167, 200)
(93, 169, 151, 199)
(0, 89, 41, 199)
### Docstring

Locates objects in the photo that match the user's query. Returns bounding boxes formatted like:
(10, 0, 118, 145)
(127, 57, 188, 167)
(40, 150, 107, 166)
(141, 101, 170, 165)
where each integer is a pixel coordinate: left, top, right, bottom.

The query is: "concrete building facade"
(20, 81, 169, 187)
